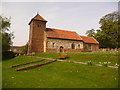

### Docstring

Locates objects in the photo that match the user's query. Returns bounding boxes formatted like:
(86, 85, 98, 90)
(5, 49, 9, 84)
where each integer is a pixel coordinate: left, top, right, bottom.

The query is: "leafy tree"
(96, 12, 120, 48)
(0, 16, 14, 52)
(22, 43, 28, 54)
(86, 12, 120, 48)
(85, 29, 95, 37)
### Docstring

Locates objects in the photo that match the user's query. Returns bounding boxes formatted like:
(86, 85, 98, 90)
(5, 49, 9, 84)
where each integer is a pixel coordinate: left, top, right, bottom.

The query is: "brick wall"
(28, 20, 46, 54)
(46, 49, 57, 52)
(92, 44, 99, 51)
(64, 49, 83, 52)
(83, 43, 99, 51)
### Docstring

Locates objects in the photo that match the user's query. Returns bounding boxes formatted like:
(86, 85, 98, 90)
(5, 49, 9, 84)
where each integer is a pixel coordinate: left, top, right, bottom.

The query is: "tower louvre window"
(38, 24, 41, 27)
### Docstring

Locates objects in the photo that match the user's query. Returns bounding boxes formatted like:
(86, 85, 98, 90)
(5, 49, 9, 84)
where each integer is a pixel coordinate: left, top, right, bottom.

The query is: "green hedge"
(2, 51, 15, 60)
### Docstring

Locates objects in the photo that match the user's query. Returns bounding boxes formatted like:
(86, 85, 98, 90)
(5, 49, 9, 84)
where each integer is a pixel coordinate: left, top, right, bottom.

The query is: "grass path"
(35, 52, 119, 66)
(28, 56, 118, 68)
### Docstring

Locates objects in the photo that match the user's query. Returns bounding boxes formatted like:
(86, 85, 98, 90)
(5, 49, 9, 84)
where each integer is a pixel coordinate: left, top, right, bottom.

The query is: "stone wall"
(98, 48, 120, 51)
(46, 38, 84, 52)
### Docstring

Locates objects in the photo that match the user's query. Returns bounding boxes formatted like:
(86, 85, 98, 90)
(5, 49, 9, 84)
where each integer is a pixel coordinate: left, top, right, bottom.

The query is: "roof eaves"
(91, 37, 99, 44)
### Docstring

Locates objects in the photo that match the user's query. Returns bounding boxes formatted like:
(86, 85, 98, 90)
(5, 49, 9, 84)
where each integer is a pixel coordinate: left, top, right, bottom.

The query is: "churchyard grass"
(35, 51, 119, 66)
(2, 52, 119, 88)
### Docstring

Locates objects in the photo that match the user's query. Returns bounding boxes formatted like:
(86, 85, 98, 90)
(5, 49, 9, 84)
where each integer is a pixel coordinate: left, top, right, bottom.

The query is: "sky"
(1, 0, 118, 46)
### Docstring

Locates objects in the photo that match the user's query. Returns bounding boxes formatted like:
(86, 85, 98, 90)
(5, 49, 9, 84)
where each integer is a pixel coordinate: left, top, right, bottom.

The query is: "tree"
(86, 29, 95, 37)
(86, 12, 120, 48)
(22, 43, 28, 54)
(0, 16, 14, 52)
(96, 12, 120, 48)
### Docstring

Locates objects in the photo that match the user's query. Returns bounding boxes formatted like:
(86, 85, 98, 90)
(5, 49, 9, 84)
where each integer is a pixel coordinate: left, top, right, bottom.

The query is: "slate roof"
(46, 28, 83, 41)
(80, 36, 99, 44)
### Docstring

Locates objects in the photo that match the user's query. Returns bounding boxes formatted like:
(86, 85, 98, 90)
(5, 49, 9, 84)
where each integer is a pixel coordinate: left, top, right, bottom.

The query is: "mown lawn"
(2, 52, 118, 88)
(35, 52, 119, 66)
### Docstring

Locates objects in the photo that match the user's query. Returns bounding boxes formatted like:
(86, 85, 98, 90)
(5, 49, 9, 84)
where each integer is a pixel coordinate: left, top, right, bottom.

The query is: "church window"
(71, 43, 75, 49)
(78, 44, 80, 48)
(53, 43, 55, 48)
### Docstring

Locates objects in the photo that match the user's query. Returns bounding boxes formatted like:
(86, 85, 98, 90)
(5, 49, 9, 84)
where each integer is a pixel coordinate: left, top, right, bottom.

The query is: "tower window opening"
(38, 24, 41, 27)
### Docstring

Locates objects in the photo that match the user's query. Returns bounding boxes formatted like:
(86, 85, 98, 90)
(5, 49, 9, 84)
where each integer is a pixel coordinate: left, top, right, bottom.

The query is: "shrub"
(100, 62, 111, 67)
(87, 61, 94, 66)
(115, 63, 119, 67)
(102, 62, 108, 67)
(2, 51, 15, 60)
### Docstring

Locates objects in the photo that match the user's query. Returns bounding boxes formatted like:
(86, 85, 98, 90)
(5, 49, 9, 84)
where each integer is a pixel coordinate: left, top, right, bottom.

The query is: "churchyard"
(2, 51, 119, 88)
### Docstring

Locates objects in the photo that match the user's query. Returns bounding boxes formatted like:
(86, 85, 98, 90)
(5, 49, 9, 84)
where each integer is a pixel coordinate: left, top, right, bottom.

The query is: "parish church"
(28, 13, 99, 54)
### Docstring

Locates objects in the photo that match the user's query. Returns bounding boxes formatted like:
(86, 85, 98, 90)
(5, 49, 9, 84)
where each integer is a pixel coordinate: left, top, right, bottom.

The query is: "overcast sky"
(2, 1, 118, 46)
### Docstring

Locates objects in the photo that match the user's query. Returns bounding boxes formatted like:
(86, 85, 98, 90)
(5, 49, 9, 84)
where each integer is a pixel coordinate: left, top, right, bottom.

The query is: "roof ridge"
(46, 28, 76, 33)
(80, 36, 99, 44)
(75, 32, 83, 40)
(33, 14, 47, 21)
(46, 28, 82, 41)
(29, 14, 47, 25)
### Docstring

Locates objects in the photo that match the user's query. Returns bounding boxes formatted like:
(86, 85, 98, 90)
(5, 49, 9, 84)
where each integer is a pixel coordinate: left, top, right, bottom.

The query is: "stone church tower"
(28, 13, 47, 54)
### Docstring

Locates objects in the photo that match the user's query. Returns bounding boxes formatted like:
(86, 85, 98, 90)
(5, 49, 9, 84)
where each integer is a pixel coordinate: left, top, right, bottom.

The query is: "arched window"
(53, 43, 55, 48)
(78, 44, 80, 48)
(71, 43, 75, 49)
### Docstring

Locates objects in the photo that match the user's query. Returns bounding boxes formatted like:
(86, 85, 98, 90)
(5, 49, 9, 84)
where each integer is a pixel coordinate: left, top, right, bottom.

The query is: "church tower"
(28, 13, 47, 54)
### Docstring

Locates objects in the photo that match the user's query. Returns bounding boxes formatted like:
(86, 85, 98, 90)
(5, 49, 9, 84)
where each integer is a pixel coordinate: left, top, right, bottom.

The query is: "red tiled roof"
(11, 46, 22, 49)
(10, 46, 23, 53)
(46, 28, 83, 41)
(80, 36, 99, 44)
(29, 14, 47, 25)
(13, 51, 24, 54)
